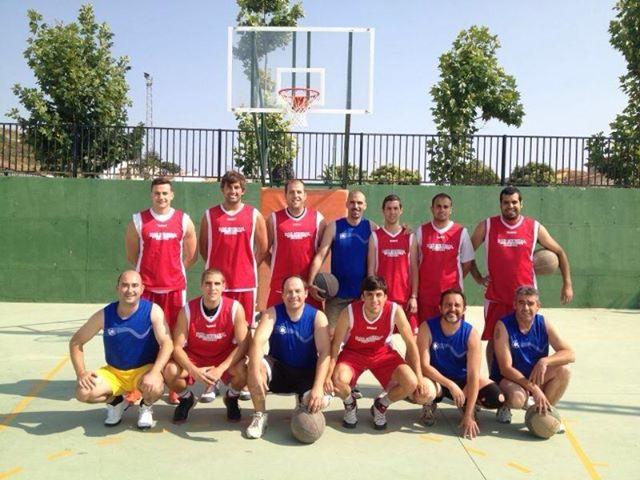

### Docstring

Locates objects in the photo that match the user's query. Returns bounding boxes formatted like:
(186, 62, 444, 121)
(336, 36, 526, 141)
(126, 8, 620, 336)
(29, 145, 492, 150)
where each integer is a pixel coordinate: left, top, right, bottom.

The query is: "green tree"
(370, 165, 421, 185)
(321, 164, 364, 185)
(586, 1, 640, 187)
(8, 5, 142, 176)
(509, 163, 556, 186)
(428, 26, 524, 184)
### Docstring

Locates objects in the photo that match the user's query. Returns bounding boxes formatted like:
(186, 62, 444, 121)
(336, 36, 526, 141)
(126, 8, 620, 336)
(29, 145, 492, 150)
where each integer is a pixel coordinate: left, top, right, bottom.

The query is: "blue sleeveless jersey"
(331, 218, 372, 298)
(103, 299, 159, 370)
(490, 313, 549, 381)
(428, 316, 472, 382)
(269, 303, 318, 369)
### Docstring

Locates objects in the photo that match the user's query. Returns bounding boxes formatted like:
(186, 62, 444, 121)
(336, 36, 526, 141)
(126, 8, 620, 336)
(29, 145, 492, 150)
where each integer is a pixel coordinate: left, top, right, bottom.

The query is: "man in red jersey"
(199, 170, 267, 325)
(327, 276, 428, 431)
(416, 193, 475, 321)
(162, 269, 249, 424)
(470, 186, 573, 362)
(266, 179, 325, 310)
(368, 194, 419, 333)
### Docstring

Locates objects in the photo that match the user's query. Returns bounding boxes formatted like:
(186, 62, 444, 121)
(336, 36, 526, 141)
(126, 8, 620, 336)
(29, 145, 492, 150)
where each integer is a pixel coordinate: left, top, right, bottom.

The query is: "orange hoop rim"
(278, 87, 320, 112)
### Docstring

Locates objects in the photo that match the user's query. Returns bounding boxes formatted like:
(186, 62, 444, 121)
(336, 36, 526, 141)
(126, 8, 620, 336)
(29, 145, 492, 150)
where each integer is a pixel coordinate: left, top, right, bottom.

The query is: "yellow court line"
(507, 462, 532, 474)
(0, 467, 24, 479)
(420, 433, 444, 442)
(592, 462, 609, 468)
(47, 449, 73, 461)
(0, 356, 69, 433)
(96, 437, 123, 446)
(564, 424, 601, 480)
(465, 447, 487, 457)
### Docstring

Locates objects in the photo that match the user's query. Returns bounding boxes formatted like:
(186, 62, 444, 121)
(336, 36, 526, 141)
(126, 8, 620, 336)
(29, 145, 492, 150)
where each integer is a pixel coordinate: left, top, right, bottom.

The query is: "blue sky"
(0, 0, 627, 136)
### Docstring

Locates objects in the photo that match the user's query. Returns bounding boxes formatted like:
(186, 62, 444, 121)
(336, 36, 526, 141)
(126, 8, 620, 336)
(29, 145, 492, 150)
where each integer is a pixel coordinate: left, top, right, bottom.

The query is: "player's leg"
(245, 356, 272, 439)
(222, 361, 248, 422)
(162, 361, 195, 424)
(134, 364, 164, 429)
(483, 301, 512, 368)
(81, 366, 131, 427)
(541, 364, 571, 405)
(332, 354, 361, 428)
(496, 378, 527, 424)
(417, 378, 441, 426)
(472, 377, 505, 410)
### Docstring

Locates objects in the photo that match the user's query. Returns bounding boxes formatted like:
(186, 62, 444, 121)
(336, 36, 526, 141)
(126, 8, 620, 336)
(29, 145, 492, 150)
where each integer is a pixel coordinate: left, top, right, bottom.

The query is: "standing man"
(416, 193, 475, 321)
(245, 276, 331, 439)
(163, 269, 249, 424)
(125, 176, 197, 404)
(492, 286, 574, 426)
(199, 170, 267, 325)
(266, 179, 325, 310)
(328, 276, 428, 430)
(417, 289, 504, 439)
(470, 186, 573, 359)
(308, 190, 377, 335)
(70, 270, 173, 429)
(368, 194, 419, 334)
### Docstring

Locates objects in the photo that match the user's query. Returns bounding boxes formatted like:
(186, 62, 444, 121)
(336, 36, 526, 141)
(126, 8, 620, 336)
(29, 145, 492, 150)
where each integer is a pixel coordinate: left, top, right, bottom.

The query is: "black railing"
(0, 122, 624, 187)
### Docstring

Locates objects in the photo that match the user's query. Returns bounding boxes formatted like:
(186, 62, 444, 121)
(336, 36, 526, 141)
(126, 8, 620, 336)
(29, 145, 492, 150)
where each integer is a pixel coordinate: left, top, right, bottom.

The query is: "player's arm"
(253, 212, 268, 266)
(394, 307, 426, 392)
(182, 215, 198, 268)
(198, 213, 208, 263)
(461, 329, 482, 438)
(308, 310, 331, 413)
(140, 304, 173, 394)
(307, 221, 336, 299)
(408, 234, 419, 314)
(171, 307, 216, 386)
(248, 308, 276, 392)
(468, 221, 488, 286)
(529, 318, 575, 386)
(69, 310, 105, 390)
(263, 214, 275, 267)
(326, 307, 350, 392)
(124, 220, 139, 266)
(459, 228, 475, 277)
(537, 224, 573, 304)
(367, 236, 376, 276)
(207, 303, 250, 383)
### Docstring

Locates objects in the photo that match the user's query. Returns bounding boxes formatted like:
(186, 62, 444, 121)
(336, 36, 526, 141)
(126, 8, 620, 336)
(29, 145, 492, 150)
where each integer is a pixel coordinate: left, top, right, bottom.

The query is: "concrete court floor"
(0, 303, 638, 480)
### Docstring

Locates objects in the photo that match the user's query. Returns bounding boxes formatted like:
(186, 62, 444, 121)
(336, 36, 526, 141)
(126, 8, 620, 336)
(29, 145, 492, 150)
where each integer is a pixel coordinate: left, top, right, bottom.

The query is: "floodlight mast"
(144, 72, 155, 152)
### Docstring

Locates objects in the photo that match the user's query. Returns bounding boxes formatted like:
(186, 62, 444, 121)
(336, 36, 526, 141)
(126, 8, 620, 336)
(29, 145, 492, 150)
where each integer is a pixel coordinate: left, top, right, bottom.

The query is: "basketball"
(533, 249, 559, 275)
(290, 410, 326, 444)
(525, 405, 562, 439)
(312, 272, 340, 299)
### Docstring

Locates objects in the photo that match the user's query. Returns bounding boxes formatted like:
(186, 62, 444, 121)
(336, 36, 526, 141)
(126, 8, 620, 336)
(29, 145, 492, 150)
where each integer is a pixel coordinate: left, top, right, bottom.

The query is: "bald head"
(117, 270, 142, 286)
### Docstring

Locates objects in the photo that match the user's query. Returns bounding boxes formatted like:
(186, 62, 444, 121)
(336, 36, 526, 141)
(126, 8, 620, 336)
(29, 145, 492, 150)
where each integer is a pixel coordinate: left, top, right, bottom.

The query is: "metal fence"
(0, 122, 622, 186)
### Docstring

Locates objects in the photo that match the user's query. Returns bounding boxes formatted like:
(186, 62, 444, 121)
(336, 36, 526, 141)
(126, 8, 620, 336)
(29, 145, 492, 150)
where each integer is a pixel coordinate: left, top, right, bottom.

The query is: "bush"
(509, 163, 556, 186)
(369, 165, 421, 185)
(321, 164, 364, 185)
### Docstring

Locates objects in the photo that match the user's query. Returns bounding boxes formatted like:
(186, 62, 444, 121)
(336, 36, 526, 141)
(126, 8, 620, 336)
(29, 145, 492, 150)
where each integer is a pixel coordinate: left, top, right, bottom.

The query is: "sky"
(0, 0, 628, 137)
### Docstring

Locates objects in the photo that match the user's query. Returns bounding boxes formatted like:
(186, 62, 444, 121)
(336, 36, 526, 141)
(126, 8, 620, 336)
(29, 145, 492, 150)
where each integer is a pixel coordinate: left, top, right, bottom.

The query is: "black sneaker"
(224, 392, 241, 422)
(172, 391, 195, 424)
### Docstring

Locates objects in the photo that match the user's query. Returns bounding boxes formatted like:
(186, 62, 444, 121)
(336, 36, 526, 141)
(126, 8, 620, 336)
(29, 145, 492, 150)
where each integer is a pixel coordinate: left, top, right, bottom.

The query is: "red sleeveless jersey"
(417, 222, 464, 306)
(205, 204, 258, 290)
(183, 296, 238, 367)
(134, 208, 187, 291)
(344, 300, 397, 355)
(485, 215, 539, 304)
(270, 208, 322, 291)
(373, 228, 412, 304)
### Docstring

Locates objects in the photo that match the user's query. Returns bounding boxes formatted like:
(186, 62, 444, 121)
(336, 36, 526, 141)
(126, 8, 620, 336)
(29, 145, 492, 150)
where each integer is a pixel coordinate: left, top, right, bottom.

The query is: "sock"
(109, 395, 123, 406)
(344, 394, 355, 405)
(376, 394, 390, 409)
(178, 389, 191, 398)
(227, 387, 241, 398)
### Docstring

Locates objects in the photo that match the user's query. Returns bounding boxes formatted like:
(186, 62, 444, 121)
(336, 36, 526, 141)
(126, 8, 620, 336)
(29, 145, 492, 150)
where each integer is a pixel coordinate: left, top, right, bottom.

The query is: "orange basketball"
(533, 249, 559, 275)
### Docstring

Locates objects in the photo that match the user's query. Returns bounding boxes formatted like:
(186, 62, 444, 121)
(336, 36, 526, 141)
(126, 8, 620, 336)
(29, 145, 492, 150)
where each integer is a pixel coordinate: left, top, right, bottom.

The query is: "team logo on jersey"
(511, 339, 520, 349)
(432, 341, 440, 350)
(278, 325, 287, 334)
(382, 249, 406, 257)
(284, 232, 311, 240)
(195, 331, 227, 342)
(426, 243, 454, 252)
(498, 238, 527, 247)
(218, 226, 246, 235)
(355, 334, 384, 344)
(106, 328, 116, 336)
(149, 232, 179, 241)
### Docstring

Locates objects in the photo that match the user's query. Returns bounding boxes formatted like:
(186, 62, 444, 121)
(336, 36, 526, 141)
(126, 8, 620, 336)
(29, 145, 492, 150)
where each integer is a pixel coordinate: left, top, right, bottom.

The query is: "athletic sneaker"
(199, 384, 217, 403)
(420, 402, 437, 427)
(245, 412, 268, 439)
(370, 399, 388, 430)
(351, 386, 363, 399)
(496, 405, 512, 424)
(137, 402, 155, 429)
(342, 395, 358, 428)
(557, 421, 566, 434)
(104, 396, 130, 426)
(223, 392, 241, 422)
(172, 391, 195, 424)
(523, 395, 535, 410)
(239, 389, 252, 401)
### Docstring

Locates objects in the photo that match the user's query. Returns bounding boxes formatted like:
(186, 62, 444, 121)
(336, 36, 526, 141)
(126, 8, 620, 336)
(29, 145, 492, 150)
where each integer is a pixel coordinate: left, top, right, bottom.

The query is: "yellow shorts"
(96, 364, 153, 397)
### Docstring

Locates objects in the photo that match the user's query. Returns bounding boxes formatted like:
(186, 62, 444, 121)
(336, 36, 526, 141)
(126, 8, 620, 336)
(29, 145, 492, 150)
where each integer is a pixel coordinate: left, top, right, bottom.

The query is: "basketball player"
(162, 269, 249, 424)
(327, 276, 428, 430)
(416, 193, 475, 321)
(417, 289, 504, 439)
(245, 276, 331, 439)
(266, 179, 325, 310)
(70, 270, 173, 429)
(199, 170, 267, 325)
(368, 194, 419, 334)
(125, 177, 197, 404)
(492, 286, 574, 427)
(470, 186, 573, 362)
(308, 190, 377, 335)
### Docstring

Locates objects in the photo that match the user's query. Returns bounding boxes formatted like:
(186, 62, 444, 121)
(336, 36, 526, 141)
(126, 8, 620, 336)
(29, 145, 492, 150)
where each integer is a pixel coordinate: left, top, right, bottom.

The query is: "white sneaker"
(301, 391, 333, 410)
(370, 399, 388, 430)
(557, 421, 566, 434)
(137, 403, 155, 429)
(342, 396, 358, 428)
(245, 412, 268, 439)
(523, 395, 535, 410)
(104, 396, 130, 426)
(496, 405, 512, 424)
(420, 402, 437, 427)
(199, 385, 217, 403)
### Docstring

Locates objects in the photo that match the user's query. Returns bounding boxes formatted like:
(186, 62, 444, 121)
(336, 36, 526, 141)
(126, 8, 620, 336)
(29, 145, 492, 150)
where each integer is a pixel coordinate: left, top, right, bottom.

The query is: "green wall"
(1, 177, 639, 308)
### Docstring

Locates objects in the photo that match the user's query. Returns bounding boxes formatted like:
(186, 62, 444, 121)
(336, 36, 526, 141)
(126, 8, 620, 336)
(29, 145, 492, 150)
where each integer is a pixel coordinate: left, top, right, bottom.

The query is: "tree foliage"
(369, 165, 421, 185)
(586, 1, 640, 187)
(8, 5, 142, 176)
(509, 163, 556, 186)
(428, 26, 524, 184)
(321, 164, 364, 185)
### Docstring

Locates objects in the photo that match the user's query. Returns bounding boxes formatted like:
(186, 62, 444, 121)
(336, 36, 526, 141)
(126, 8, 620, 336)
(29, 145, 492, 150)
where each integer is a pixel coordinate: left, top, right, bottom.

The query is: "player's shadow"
(0, 379, 77, 401)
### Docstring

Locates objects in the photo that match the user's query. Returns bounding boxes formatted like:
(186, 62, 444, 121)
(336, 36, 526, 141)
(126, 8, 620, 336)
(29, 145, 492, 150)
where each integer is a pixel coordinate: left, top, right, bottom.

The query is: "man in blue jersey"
(245, 275, 331, 439)
(417, 289, 504, 439)
(492, 286, 575, 427)
(70, 270, 173, 429)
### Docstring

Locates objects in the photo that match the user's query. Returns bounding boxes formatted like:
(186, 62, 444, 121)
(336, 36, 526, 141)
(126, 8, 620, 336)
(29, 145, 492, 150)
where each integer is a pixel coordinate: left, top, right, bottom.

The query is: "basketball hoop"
(278, 87, 320, 127)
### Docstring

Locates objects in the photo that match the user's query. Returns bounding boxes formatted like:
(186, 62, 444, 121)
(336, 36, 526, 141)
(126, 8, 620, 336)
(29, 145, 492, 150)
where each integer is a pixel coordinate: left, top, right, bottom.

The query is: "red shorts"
(482, 300, 514, 340)
(266, 288, 323, 311)
(224, 290, 256, 326)
(392, 304, 419, 335)
(142, 289, 185, 331)
(337, 346, 405, 390)
(418, 301, 441, 324)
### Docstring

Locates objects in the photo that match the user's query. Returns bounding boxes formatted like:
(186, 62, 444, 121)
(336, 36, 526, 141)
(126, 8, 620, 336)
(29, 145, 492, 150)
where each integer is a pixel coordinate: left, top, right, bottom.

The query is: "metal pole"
(342, 32, 354, 188)
(500, 134, 507, 185)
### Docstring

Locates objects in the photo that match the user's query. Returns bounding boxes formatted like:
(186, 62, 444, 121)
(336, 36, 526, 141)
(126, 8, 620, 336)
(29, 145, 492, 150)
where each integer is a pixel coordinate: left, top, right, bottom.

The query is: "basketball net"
(278, 87, 320, 128)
